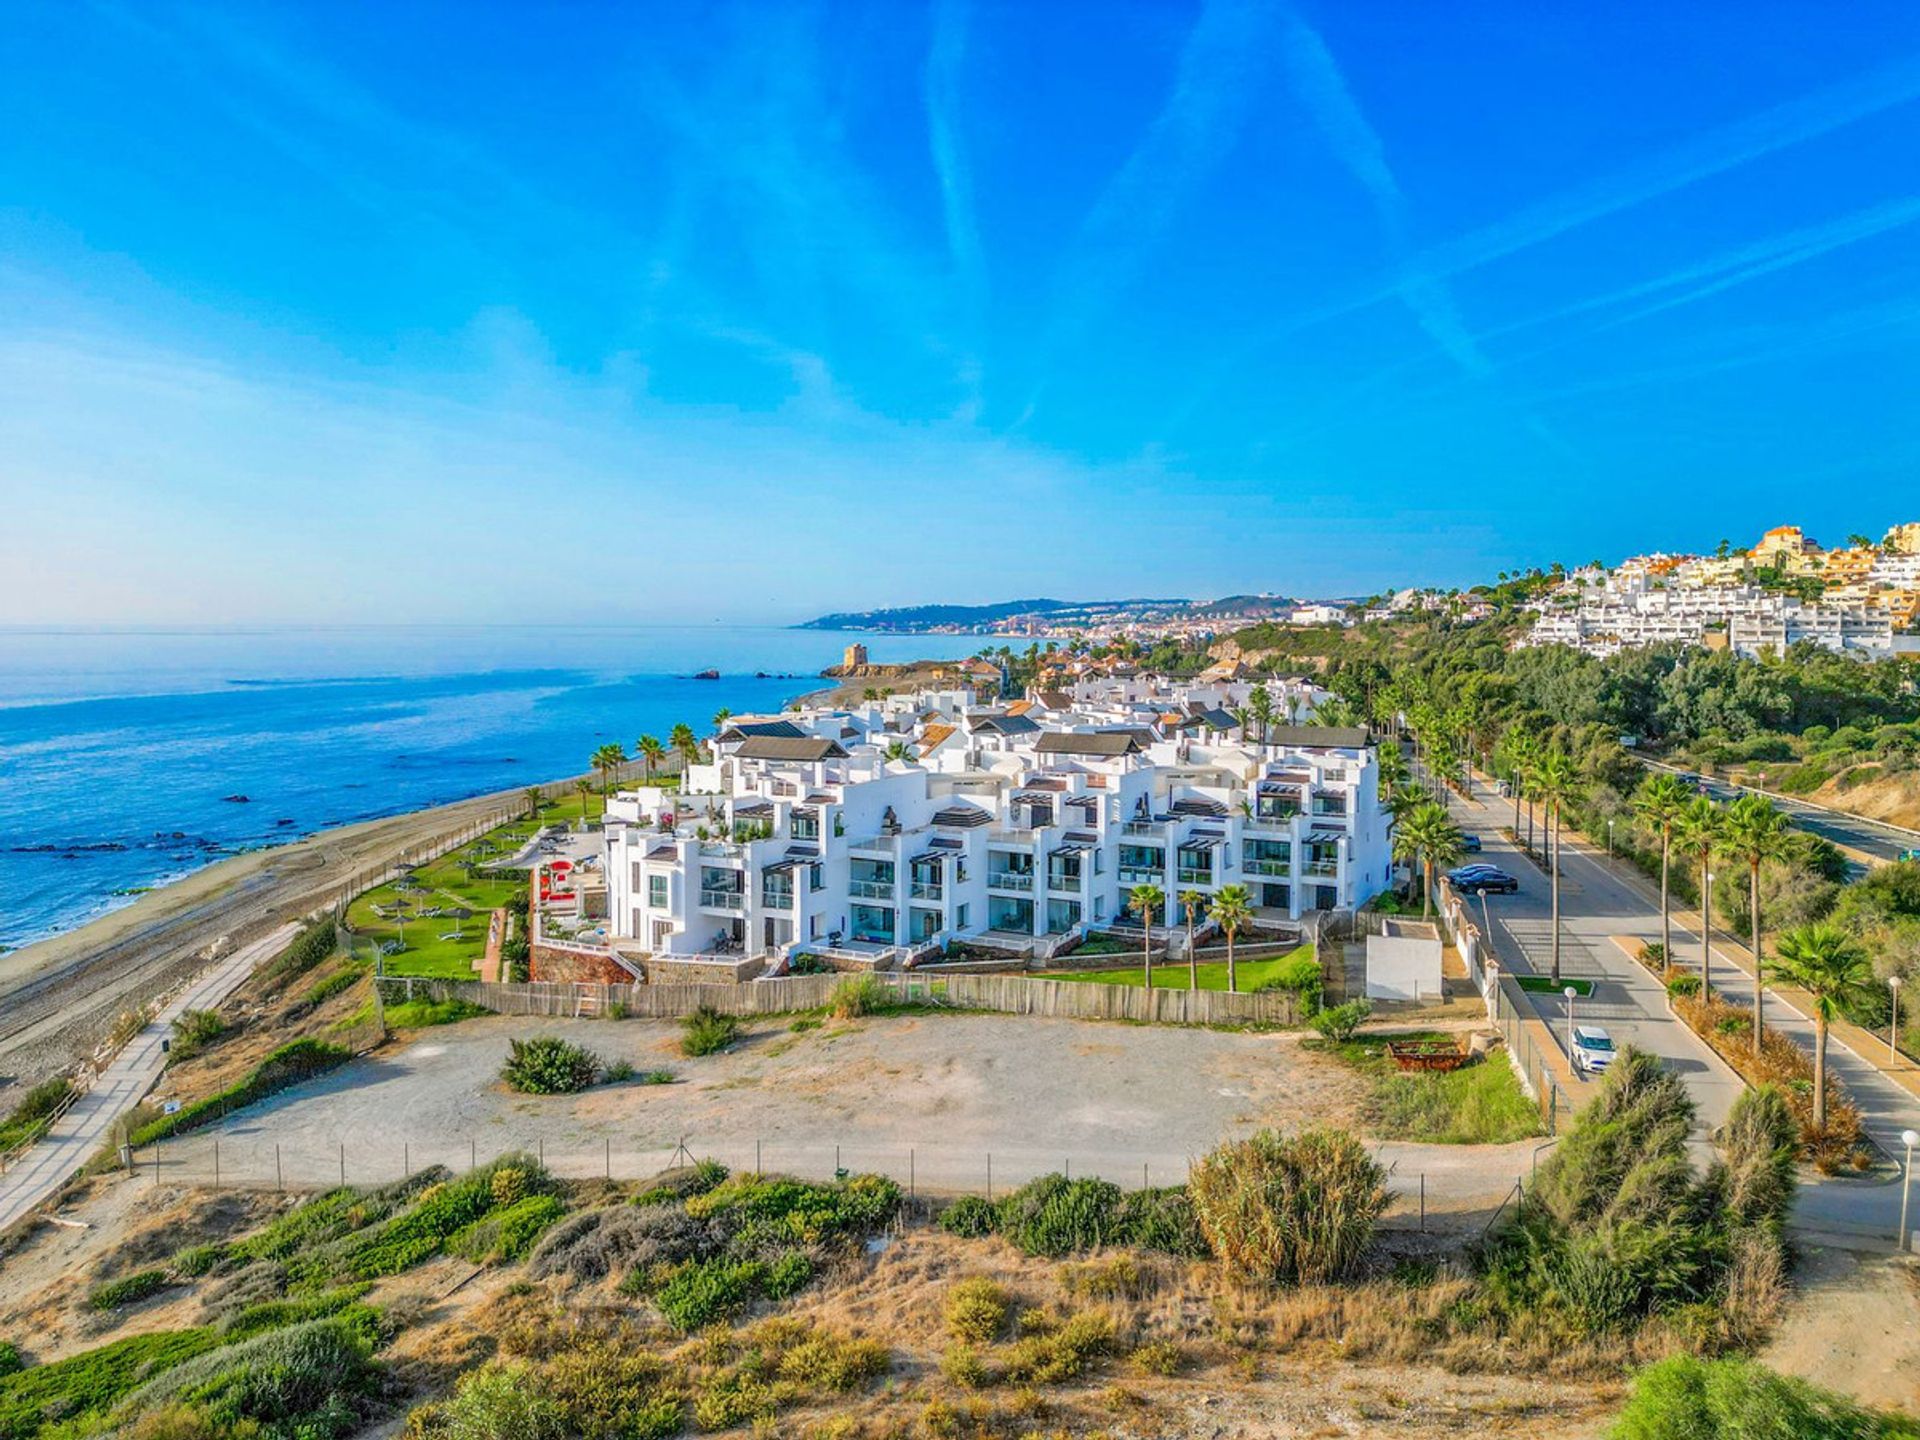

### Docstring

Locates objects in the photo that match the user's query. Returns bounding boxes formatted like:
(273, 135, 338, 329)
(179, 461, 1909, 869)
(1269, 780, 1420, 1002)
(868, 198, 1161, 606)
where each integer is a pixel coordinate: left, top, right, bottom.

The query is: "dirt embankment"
(1809, 768, 1920, 832)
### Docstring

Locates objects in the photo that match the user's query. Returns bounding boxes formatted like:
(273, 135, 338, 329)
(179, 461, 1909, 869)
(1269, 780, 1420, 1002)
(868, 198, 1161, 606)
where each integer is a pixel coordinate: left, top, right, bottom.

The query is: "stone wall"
(530, 940, 634, 986)
(641, 954, 765, 985)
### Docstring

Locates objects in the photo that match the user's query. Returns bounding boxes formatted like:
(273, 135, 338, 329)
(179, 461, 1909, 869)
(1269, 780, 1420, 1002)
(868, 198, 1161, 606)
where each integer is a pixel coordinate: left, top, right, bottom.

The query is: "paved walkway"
(0, 924, 296, 1233)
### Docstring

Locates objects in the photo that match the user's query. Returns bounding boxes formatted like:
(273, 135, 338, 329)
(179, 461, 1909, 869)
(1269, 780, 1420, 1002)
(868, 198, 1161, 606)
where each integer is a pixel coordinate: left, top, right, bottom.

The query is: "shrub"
(829, 975, 888, 1018)
(1131, 1340, 1183, 1377)
(1251, 950, 1323, 1019)
(940, 1343, 991, 1389)
(90, 1269, 171, 1310)
(788, 952, 833, 976)
(260, 919, 339, 989)
(1112, 1186, 1210, 1257)
(0, 1331, 223, 1438)
(528, 1204, 725, 1283)
(603, 1059, 635, 1083)
(680, 1006, 741, 1057)
(128, 1039, 351, 1147)
(1188, 1128, 1389, 1285)
(301, 969, 360, 1009)
(1308, 998, 1372, 1043)
(1000, 1311, 1115, 1384)
(407, 1360, 567, 1440)
(0, 1342, 18, 1380)
(994, 1175, 1124, 1257)
(938, 1195, 999, 1239)
(166, 1010, 226, 1066)
(1610, 1354, 1919, 1439)
(653, 1256, 766, 1332)
(944, 1278, 1011, 1345)
(1666, 973, 1702, 999)
(452, 1194, 568, 1264)
(117, 1315, 382, 1438)
(0, 1075, 77, 1152)
(500, 1037, 601, 1094)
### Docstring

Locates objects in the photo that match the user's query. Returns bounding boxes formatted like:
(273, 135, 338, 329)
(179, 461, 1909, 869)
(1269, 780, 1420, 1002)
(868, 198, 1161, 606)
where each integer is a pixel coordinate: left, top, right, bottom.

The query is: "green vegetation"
(828, 974, 888, 1018)
(499, 1036, 602, 1094)
(936, 1173, 1207, 1259)
(679, 1005, 742, 1056)
(1250, 947, 1324, 1017)
(1039, 943, 1317, 993)
(116, 1314, 384, 1440)
(258, 918, 340, 989)
(381, 994, 487, 1028)
(1515, 975, 1596, 996)
(1309, 1031, 1543, 1143)
(0, 1330, 223, 1439)
(1611, 1354, 1920, 1439)
(1307, 997, 1372, 1042)
(129, 1038, 351, 1147)
(87, 1270, 171, 1311)
(1188, 1128, 1389, 1285)
(165, 1009, 227, 1065)
(0, 1077, 74, 1154)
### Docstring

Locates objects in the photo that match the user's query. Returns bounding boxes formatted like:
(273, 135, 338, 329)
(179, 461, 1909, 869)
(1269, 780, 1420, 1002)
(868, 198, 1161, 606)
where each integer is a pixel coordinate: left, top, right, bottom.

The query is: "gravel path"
(152, 1012, 1541, 1226)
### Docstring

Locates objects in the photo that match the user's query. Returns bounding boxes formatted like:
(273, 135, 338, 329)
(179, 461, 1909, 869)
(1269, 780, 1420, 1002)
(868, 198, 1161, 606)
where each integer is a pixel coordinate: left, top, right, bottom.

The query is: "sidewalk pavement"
(0, 923, 296, 1234)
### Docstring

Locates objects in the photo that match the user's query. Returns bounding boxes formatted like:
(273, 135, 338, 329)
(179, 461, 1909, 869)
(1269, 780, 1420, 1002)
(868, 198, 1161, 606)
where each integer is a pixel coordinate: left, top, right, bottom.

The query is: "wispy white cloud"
(925, 0, 987, 322)
(1019, 0, 1280, 422)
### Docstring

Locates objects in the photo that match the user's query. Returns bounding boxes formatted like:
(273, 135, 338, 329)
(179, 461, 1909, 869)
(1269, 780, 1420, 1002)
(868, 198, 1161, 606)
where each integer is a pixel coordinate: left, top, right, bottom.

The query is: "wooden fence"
(379, 969, 1302, 1027)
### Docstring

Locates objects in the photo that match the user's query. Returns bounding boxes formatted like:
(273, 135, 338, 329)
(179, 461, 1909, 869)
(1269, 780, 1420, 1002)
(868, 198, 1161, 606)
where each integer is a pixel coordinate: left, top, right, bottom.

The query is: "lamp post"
(1606, 819, 1614, 859)
(1564, 984, 1578, 1057)
(1703, 870, 1715, 994)
(1902, 1129, 1919, 1253)
(1892, 975, 1905, 1063)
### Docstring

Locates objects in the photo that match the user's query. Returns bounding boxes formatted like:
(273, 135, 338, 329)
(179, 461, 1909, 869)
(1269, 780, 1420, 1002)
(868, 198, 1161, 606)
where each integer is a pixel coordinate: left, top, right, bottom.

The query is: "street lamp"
(1892, 975, 1905, 1063)
(1564, 984, 1578, 1055)
(1703, 870, 1716, 993)
(1606, 819, 1614, 859)
(1902, 1129, 1919, 1253)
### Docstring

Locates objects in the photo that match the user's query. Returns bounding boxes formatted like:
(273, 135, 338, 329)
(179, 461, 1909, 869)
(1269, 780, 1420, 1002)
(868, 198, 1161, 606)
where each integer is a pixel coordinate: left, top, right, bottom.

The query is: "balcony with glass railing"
(1118, 866, 1163, 885)
(1121, 820, 1165, 836)
(987, 870, 1034, 892)
(1176, 867, 1213, 886)
(909, 881, 944, 901)
(1303, 859, 1339, 877)
(848, 879, 894, 900)
(1242, 859, 1289, 877)
(760, 884, 795, 910)
(700, 888, 745, 911)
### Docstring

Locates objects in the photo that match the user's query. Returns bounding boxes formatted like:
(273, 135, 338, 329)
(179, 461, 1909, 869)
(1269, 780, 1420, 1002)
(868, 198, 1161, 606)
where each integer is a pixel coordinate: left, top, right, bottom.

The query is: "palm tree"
(1180, 889, 1207, 990)
(522, 785, 544, 821)
(1724, 793, 1793, 1055)
(1633, 773, 1692, 971)
(1129, 883, 1164, 988)
(1209, 884, 1253, 993)
(669, 722, 700, 772)
(636, 734, 666, 782)
(574, 776, 593, 825)
(1769, 922, 1876, 1132)
(1393, 801, 1463, 921)
(712, 708, 732, 731)
(1500, 727, 1538, 846)
(1674, 795, 1725, 996)
(1376, 746, 1409, 802)
(591, 742, 627, 797)
(883, 740, 912, 763)
(1531, 749, 1583, 984)
(1247, 683, 1275, 744)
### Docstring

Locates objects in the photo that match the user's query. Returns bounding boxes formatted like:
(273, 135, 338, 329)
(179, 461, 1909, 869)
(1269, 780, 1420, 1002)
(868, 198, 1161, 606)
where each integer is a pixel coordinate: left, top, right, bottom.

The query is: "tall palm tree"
(574, 776, 594, 825)
(712, 708, 732, 731)
(591, 742, 627, 797)
(1633, 773, 1692, 970)
(636, 734, 666, 783)
(1247, 683, 1275, 744)
(1724, 793, 1793, 1055)
(1376, 746, 1409, 803)
(669, 722, 700, 772)
(522, 785, 544, 821)
(1390, 802, 1459, 925)
(1129, 883, 1164, 988)
(1209, 884, 1253, 993)
(1769, 922, 1876, 1132)
(1531, 749, 1584, 984)
(1180, 889, 1208, 990)
(1674, 795, 1726, 996)
(883, 740, 912, 763)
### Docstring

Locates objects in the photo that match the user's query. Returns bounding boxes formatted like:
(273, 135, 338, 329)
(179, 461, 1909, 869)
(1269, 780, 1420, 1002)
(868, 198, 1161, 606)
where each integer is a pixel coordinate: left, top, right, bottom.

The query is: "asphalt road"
(1639, 758, 1920, 867)
(1446, 787, 1920, 1243)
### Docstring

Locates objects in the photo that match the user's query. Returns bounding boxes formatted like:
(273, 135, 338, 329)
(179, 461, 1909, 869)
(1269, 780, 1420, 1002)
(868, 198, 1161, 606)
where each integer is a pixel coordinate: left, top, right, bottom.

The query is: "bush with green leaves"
(1252, 950, 1324, 1019)
(829, 975, 888, 1018)
(260, 918, 339, 989)
(88, 1269, 171, 1311)
(943, 1277, 1010, 1345)
(0, 1342, 21, 1380)
(937, 1195, 998, 1239)
(0, 1330, 223, 1438)
(679, 1006, 742, 1057)
(500, 1036, 601, 1094)
(0, 1076, 76, 1153)
(115, 1314, 383, 1439)
(993, 1174, 1126, 1257)
(1308, 998, 1372, 1043)
(1611, 1354, 1920, 1439)
(1189, 1128, 1389, 1285)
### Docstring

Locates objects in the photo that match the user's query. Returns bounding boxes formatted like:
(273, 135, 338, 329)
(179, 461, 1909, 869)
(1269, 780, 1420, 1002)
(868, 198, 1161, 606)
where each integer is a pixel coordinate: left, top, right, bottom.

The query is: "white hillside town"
(571, 677, 1393, 980)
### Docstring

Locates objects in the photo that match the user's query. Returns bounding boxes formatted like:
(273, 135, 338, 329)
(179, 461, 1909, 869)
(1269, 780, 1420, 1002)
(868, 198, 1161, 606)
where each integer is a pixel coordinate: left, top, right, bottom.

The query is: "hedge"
(129, 1038, 351, 1147)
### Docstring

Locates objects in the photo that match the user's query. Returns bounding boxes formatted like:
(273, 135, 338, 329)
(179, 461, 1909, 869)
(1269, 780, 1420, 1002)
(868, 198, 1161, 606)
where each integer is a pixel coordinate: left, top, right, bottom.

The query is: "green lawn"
(345, 789, 630, 979)
(1515, 975, 1596, 998)
(1309, 1031, 1544, 1144)
(1036, 944, 1316, 993)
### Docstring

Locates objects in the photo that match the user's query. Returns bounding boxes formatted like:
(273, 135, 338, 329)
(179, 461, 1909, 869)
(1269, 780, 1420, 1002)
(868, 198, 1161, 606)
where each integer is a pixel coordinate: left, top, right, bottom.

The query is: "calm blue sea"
(0, 626, 977, 952)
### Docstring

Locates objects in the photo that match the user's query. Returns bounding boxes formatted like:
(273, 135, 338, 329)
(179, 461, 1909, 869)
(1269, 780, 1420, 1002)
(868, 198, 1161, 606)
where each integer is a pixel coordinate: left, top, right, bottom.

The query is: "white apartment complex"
(592, 681, 1392, 977)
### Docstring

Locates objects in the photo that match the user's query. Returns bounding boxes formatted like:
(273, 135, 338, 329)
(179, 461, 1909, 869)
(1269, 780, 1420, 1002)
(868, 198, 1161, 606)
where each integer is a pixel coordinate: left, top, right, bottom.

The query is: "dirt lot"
(1762, 1244, 1920, 1412)
(157, 1012, 1539, 1217)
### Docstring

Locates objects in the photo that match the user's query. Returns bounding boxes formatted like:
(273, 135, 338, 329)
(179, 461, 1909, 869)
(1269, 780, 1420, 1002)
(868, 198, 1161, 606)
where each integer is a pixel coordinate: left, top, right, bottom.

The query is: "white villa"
(588, 680, 1393, 979)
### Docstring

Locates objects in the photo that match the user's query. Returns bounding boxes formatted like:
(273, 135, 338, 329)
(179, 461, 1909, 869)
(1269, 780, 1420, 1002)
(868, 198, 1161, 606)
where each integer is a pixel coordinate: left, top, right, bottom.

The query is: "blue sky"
(2, 1, 1918, 624)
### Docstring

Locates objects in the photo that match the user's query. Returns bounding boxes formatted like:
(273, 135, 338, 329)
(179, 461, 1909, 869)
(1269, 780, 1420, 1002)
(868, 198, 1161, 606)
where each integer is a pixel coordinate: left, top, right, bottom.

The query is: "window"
(809, 863, 824, 891)
(955, 903, 969, 930)
(1093, 895, 1106, 919)
(955, 857, 969, 882)
(648, 874, 669, 909)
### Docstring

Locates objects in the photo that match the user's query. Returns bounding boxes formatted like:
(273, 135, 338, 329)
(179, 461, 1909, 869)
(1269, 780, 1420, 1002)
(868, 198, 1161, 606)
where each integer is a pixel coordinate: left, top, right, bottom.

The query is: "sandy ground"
(1762, 1244, 1920, 1412)
(141, 1013, 1541, 1227)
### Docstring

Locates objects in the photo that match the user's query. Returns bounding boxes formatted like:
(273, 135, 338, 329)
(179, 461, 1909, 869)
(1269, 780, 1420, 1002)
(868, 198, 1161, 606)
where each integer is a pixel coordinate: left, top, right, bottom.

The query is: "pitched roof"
(918, 722, 957, 752)
(1035, 731, 1144, 757)
(733, 736, 850, 762)
(1036, 690, 1074, 709)
(931, 802, 993, 828)
(1264, 724, 1373, 749)
(970, 711, 1041, 736)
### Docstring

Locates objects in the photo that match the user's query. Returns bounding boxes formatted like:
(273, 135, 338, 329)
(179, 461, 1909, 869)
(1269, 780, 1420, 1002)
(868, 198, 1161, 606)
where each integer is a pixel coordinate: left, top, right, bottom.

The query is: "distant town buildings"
(1521, 520, 1920, 660)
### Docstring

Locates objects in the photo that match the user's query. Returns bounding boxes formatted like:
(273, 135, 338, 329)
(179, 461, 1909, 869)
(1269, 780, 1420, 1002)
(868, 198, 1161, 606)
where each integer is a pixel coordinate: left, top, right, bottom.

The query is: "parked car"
(1900, 847, 1920, 864)
(1572, 1025, 1616, 1075)
(1460, 834, 1483, 853)
(1451, 867, 1519, 895)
